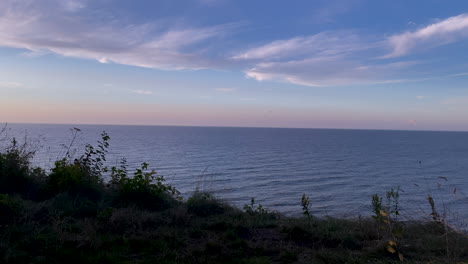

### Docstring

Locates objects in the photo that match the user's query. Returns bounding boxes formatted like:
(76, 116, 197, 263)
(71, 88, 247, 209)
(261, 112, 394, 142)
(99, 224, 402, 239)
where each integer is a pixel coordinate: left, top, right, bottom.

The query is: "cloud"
(132, 90, 153, 95)
(0, 0, 236, 70)
(199, 95, 214, 99)
(98, 58, 109, 64)
(309, 0, 362, 24)
(61, 0, 87, 12)
(0, 81, 24, 88)
(237, 31, 418, 87)
(232, 32, 367, 61)
(235, 16, 468, 87)
(245, 58, 413, 87)
(215, 87, 237, 92)
(448, 72, 468, 77)
(385, 13, 468, 58)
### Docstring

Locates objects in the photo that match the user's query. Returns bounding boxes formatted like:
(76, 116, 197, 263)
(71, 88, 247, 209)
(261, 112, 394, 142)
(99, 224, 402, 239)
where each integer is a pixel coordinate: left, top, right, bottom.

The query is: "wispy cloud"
(448, 72, 468, 77)
(132, 90, 153, 95)
(61, 0, 87, 12)
(199, 95, 214, 99)
(245, 58, 413, 87)
(235, 13, 468, 87)
(232, 32, 367, 61)
(0, 0, 236, 70)
(385, 13, 468, 58)
(309, 0, 362, 24)
(0, 81, 24, 88)
(215, 87, 237, 92)
(237, 31, 418, 87)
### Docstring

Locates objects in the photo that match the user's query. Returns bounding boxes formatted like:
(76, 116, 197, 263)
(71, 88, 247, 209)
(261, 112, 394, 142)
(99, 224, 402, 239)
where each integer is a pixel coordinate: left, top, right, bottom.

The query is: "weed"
(371, 193, 384, 222)
(371, 187, 405, 261)
(187, 191, 226, 216)
(243, 198, 268, 215)
(301, 193, 312, 218)
(385, 186, 401, 221)
(427, 194, 440, 222)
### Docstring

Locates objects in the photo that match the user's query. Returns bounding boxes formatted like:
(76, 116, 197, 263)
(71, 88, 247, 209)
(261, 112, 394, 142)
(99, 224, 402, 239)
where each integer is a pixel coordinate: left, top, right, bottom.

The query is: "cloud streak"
(0, 81, 24, 88)
(236, 14, 468, 87)
(245, 58, 413, 87)
(215, 88, 237, 92)
(132, 90, 153, 95)
(236, 32, 415, 87)
(0, 0, 235, 70)
(386, 13, 468, 58)
(232, 32, 367, 61)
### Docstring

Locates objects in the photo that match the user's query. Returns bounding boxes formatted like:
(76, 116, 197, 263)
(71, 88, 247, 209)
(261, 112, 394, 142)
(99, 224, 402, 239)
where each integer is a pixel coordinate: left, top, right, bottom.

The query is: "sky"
(1, 0, 468, 130)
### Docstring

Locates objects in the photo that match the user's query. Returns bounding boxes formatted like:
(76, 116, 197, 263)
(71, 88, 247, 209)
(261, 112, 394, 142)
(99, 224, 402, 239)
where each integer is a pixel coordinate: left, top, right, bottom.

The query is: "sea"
(2, 123, 467, 226)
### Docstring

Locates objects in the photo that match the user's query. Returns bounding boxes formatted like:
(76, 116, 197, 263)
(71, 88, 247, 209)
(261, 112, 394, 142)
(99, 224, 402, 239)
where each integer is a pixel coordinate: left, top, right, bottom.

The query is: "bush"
(0, 194, 23, 225)
(46, 160, 103, 201)
(109, 162, 180, 210)
(0, 138, 45, 199)
(45, 192, 100, 218)
(187, 192, 226, 216)
(45, 131, 109, 201)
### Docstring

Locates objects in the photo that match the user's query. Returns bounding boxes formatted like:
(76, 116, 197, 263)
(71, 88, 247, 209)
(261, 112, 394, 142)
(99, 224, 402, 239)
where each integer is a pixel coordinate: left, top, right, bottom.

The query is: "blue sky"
(1, 0, 468, 130)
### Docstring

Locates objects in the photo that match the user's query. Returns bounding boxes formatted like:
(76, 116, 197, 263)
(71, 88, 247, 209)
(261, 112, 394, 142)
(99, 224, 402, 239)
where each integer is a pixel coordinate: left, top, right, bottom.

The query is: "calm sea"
(3, 124, 468, 225)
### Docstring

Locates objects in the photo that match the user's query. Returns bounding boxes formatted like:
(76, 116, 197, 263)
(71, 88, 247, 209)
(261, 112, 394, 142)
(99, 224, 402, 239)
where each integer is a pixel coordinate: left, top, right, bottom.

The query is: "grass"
(0, 130, 467, 263)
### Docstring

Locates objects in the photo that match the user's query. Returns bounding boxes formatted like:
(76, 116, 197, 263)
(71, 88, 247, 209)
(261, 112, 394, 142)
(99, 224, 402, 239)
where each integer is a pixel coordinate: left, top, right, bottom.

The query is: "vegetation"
(0, 129, 467, 263)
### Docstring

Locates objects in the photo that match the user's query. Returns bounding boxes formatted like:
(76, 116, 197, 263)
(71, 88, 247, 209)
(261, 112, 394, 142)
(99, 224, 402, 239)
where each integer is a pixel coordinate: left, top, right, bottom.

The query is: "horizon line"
(3, 121, 468, 133)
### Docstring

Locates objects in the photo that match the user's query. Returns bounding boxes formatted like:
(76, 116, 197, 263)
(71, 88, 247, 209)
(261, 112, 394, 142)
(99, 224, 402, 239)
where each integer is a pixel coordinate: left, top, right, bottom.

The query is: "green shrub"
(46, 192, 100, 218)
(45, 132, 109, 201)
(0, 194, 23, 225)
(109, 162, 180, 210)
(47, 160, 103, 201)
(187, 192, 226, 216)
(0, 138, 45, 199)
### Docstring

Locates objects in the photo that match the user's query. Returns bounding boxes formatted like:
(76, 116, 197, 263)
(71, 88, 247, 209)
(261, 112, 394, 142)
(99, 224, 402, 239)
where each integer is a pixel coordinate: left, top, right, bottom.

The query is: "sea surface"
(2, 124, 468, 226)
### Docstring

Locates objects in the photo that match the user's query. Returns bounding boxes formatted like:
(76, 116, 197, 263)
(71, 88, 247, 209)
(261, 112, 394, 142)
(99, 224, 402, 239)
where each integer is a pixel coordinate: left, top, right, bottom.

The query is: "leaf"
(380, 210, 388, 217)
(387, 245, 396, 254)
(398, 252, 404, 261)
